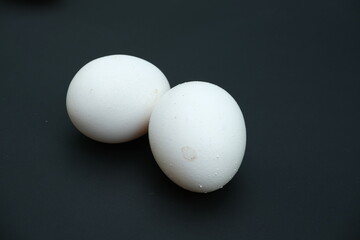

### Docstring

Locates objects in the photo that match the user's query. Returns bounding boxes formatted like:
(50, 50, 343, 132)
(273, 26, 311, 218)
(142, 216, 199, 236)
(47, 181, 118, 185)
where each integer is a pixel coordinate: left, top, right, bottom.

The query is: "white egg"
(66, 55, 170, 143)
(149, 81, 246, 193)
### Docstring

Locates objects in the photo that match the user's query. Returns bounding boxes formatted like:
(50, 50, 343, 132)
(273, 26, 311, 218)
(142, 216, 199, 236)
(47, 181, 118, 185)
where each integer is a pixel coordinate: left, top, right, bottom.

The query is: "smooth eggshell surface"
(66, 55, 170, 143)
(149, 81, 246, 193)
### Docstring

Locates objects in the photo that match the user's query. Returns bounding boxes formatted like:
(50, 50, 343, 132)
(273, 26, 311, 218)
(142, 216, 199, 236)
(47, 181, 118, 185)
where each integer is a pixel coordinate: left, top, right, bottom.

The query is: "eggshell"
(66, 55, 170, 143)
(149, 81, 246, 193)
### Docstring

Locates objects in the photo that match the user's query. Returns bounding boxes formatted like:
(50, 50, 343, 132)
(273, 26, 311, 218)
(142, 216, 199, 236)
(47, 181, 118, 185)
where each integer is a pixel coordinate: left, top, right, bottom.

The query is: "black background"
(0, 0, 359, 239)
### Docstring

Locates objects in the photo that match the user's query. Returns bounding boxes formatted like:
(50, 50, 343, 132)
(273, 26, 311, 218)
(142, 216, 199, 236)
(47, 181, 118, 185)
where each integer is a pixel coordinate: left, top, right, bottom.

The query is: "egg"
(66, 55, 170, 143)
(148, 81, 246, 193)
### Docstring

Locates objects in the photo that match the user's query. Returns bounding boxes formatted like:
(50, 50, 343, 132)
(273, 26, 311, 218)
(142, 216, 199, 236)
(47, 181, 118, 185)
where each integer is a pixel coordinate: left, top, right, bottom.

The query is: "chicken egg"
(66, 55, 170, 143)
(148, 81, 246, 193)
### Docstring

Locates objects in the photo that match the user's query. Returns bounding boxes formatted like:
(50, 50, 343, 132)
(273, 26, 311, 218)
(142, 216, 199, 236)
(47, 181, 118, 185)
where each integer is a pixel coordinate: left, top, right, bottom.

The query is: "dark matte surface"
(0, 0, 359, 239)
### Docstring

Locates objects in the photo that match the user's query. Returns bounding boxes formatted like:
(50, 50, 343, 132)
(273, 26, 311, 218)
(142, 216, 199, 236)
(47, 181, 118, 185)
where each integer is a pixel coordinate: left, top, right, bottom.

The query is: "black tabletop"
(1, 0, 359, 239)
